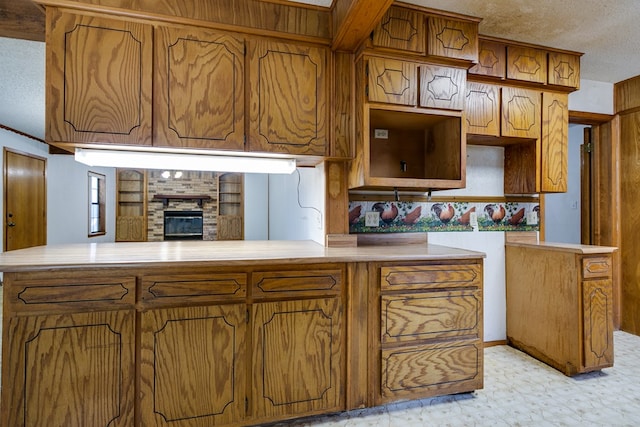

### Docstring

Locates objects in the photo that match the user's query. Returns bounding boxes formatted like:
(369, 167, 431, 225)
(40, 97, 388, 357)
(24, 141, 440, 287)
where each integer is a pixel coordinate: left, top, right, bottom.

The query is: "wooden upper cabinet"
(248, 40, 327, 156)
(367, 57, 418, 106)
(419, 64, 466, 110)
(426, 16, 478, 62)
(469, 39, 506, 78)
(154, 26, 245, 150)
(465, 82, 500, 137)
(506, 46, 547, 84)
(372, 7, 426, 54)
(46, 9, 152, 145)
(541, 92, 568, 192)
(548, 52, 581, 89)
(501, 87, 541, 139)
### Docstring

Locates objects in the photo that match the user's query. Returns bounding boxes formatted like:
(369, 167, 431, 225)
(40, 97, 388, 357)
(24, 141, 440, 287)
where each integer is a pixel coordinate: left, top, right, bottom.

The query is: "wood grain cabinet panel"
(2, 310, 135, 427)
(252, 267, 342, 299)
(252, 298, 344, 419)
(506, 245, 614, 376)
(583, 256, 612, 279)
(367, 57, 418, 106)
(46, 9, 152, 145)
(506, 45, 547, 84)
(465, 82, 500, 136)
(376, 261, 483, 405)
(154, 26, 245, 150)
(548, 52, 581, 89)
(140, 304, 247, 426)
(372, 7, 425, 54)
(501, 87, 541, 138)
(419, 64, 466, 110)
(427, 16, 478, 62)
(381, 289, 480, 344)
(380, 263, 482, 292)
(380, 340, 482, 401)
(248, 40, 327, 156)
(541, 92, 568, 192)
(469, 39, 506, 78)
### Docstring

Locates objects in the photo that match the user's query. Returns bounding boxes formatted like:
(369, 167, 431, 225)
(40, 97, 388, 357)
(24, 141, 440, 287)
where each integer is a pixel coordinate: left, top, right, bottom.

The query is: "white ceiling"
(2, 0, 639, 140)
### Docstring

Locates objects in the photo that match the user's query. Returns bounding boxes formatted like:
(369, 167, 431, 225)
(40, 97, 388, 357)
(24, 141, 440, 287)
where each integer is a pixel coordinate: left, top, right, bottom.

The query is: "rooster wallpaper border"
(348, 200, 540, 233)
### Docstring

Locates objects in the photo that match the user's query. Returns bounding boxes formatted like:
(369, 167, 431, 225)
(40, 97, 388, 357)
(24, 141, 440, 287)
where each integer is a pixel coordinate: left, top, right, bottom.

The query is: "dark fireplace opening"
(164, 211, 203, 240)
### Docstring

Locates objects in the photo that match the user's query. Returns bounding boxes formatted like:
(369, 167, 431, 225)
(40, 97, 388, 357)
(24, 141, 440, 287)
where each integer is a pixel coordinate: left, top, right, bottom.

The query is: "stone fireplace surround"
(147, 170, 218, 241)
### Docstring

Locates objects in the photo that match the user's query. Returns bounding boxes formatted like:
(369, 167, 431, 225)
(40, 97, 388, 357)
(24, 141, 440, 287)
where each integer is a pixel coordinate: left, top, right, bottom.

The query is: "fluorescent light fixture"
(75, 148, 296, 174)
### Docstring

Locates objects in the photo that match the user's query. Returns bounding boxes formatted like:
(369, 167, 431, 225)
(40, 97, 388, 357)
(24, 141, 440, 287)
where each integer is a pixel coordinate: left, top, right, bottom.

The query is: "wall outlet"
(526, 211, 538, 225)
(373, 129, 389, 139)
(365, 211, 380, 227)
(315, 211, 323, 229)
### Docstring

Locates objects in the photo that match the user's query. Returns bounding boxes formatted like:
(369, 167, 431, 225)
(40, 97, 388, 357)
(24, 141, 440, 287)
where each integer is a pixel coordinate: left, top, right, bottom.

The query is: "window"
(88, 172, 106, 236)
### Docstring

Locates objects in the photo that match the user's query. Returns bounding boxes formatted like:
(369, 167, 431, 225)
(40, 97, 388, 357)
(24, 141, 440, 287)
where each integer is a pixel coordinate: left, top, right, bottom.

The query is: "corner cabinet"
(153, 25, 245, 150)
(349, 56, 466, 191)
(506, 243, 615, 376)
(46, 9, 153, 146)
(248, 40, 328, 156)
(116, 169, 147, 242)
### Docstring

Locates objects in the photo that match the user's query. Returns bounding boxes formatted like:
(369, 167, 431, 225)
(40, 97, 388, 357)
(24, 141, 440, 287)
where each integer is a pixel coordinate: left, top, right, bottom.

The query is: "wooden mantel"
(152, 194, 212, 208)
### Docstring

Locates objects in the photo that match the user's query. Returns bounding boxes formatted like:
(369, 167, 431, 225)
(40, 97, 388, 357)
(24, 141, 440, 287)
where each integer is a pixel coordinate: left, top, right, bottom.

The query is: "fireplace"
(163, 211, 203, 240)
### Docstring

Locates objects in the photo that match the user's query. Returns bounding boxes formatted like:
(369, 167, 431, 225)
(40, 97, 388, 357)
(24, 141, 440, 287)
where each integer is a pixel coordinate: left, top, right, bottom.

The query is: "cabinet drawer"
(6, 276, 136, 315)
(140, 273, 247, 307)
(582, 256, 612, 279)
(382, 290, 480, 344)
(380, 340, 482, 401)
(380, 263, 481, 292)
(419, 64, 466, 110)
(252, 268, 342, 299)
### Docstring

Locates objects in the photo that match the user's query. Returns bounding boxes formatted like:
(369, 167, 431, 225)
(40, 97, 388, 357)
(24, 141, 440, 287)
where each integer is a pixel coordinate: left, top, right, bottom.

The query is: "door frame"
(570, 110, 620, 328)
(3, 147, 48, 251)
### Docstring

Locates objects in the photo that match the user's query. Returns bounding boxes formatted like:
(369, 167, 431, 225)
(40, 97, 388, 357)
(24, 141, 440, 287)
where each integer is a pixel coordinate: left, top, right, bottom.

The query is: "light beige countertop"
(0, 240, 486, 272)
(506, 240, 617, 254)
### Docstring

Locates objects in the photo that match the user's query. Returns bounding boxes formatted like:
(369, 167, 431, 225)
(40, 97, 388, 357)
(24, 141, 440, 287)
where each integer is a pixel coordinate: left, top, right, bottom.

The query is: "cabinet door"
(469, 39, 506, 78)
(541, 92, 568, 192)
(252, 298, 344, 419)
(582, 278, 614, 371)
(367, 57, 418, 106)
(427, 16, 478, 62)
(506, 45, 547, 84)
(46, 9, 152, 145)
(140, 304, 247, 426)
(248, 40, 327, 156)
(372, 7, 426, 54)
(419, 65, 466, 110)
(548, 52, 580, 89)
(154, 26, 245, 150)
(465, 82, 500, 136)
(2, 311, 135, 427)
(501, 87, 541, 138)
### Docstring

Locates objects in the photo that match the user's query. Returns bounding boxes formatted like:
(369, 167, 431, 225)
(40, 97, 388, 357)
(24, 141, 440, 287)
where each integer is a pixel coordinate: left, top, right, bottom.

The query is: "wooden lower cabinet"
(140, 304, 247, 426)
(252, 298, 344, 419)
(2, 310, 136, 427)
(375, 262, 484, 405)
(506, 243, 615, 376)
(1, 258, 485, 426)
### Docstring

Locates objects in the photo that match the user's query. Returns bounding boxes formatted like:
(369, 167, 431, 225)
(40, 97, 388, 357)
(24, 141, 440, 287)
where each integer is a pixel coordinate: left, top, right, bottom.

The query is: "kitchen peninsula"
(1, 240, 485, 426)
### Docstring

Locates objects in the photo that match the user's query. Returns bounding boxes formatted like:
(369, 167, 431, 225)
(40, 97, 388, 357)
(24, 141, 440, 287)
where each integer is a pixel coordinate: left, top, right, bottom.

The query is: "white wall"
(244, 173, 269, 240)
(0, 128, 117, 248)
(569, 79, 614, 115)
(428, 145, 507, 342)
(544, 125, 585, 244)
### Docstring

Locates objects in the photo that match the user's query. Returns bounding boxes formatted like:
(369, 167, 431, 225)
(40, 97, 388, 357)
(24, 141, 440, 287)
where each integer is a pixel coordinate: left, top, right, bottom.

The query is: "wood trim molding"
(332, 0, 394, 51)
(569, 110, 615, 125)
(0, 124, 45, 144)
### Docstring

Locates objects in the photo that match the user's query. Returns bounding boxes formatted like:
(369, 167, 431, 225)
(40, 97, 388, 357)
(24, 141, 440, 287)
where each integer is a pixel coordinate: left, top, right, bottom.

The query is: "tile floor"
(271, 331, 640, 427)
(2, 286, 639, 426)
